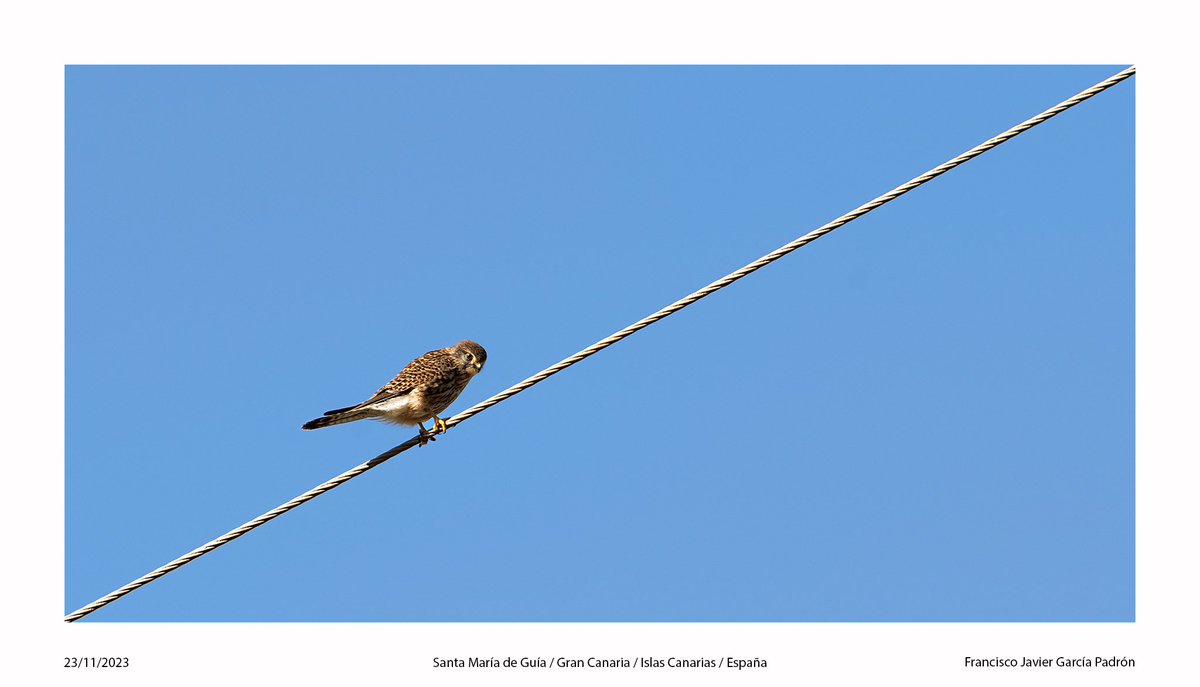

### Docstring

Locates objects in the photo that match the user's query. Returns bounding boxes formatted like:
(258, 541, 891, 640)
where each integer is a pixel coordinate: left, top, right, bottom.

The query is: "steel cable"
(65, 66, 1135, 622)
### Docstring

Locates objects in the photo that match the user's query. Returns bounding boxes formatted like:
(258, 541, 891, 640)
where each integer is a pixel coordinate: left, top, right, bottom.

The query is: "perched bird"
(302, 340, 487, 444)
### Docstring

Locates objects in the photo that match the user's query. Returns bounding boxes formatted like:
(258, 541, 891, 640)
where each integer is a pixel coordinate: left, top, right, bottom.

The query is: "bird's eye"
(464, 353, 474, 361)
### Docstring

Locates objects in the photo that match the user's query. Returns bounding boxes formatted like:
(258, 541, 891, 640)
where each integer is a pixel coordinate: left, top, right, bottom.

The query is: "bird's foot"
(417, 418, 449, 447)
(417, 422, 438, 447)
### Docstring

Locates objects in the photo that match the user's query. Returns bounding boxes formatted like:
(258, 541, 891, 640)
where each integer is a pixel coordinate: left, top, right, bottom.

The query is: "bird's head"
(453, 340, 487, 375)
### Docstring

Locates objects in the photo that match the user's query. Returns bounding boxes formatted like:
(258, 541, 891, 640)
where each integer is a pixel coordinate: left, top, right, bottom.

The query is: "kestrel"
(302, 340, 487, 445)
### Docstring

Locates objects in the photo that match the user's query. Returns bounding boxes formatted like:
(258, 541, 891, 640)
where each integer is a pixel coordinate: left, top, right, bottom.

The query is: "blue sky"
(66, 66, 1133, 622)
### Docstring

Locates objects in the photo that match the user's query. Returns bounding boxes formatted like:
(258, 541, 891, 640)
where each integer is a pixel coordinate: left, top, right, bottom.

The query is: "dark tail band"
(302, 407, 371, 430)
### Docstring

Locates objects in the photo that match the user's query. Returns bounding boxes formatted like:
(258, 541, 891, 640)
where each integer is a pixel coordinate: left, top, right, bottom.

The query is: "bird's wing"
(321, 388, 411, 416)
(331, 380, 414, 413)
(331, 349, 448, 413)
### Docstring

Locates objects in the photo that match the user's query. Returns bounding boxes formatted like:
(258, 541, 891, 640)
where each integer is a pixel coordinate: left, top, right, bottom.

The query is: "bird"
(302, 340, 487, 445)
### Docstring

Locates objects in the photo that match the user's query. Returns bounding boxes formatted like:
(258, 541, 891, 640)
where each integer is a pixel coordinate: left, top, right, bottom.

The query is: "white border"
(3, 1, 1195, 684)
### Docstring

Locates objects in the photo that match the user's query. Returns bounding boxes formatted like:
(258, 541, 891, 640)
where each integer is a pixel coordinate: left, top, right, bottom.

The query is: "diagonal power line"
(65, 66, 1135, 622)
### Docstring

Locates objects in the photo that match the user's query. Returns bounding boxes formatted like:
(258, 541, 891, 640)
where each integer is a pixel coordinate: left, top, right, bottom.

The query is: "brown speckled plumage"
(302, 341, 487, 436)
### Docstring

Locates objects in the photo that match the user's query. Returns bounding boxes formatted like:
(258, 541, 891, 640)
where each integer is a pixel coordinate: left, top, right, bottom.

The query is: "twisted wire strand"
(445, 66, 1136, 425)
(65, 66, 1134, 622)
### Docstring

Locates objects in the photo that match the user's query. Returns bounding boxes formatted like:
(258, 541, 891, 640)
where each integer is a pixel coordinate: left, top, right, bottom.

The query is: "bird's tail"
(301, 406, 374, 431)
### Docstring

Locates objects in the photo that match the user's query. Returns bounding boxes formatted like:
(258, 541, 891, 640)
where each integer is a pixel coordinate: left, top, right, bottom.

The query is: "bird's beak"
(473, 362, 483, 373)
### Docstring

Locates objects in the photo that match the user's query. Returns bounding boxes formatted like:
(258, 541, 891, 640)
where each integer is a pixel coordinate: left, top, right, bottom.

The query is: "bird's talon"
(417, 423, 440, 447)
